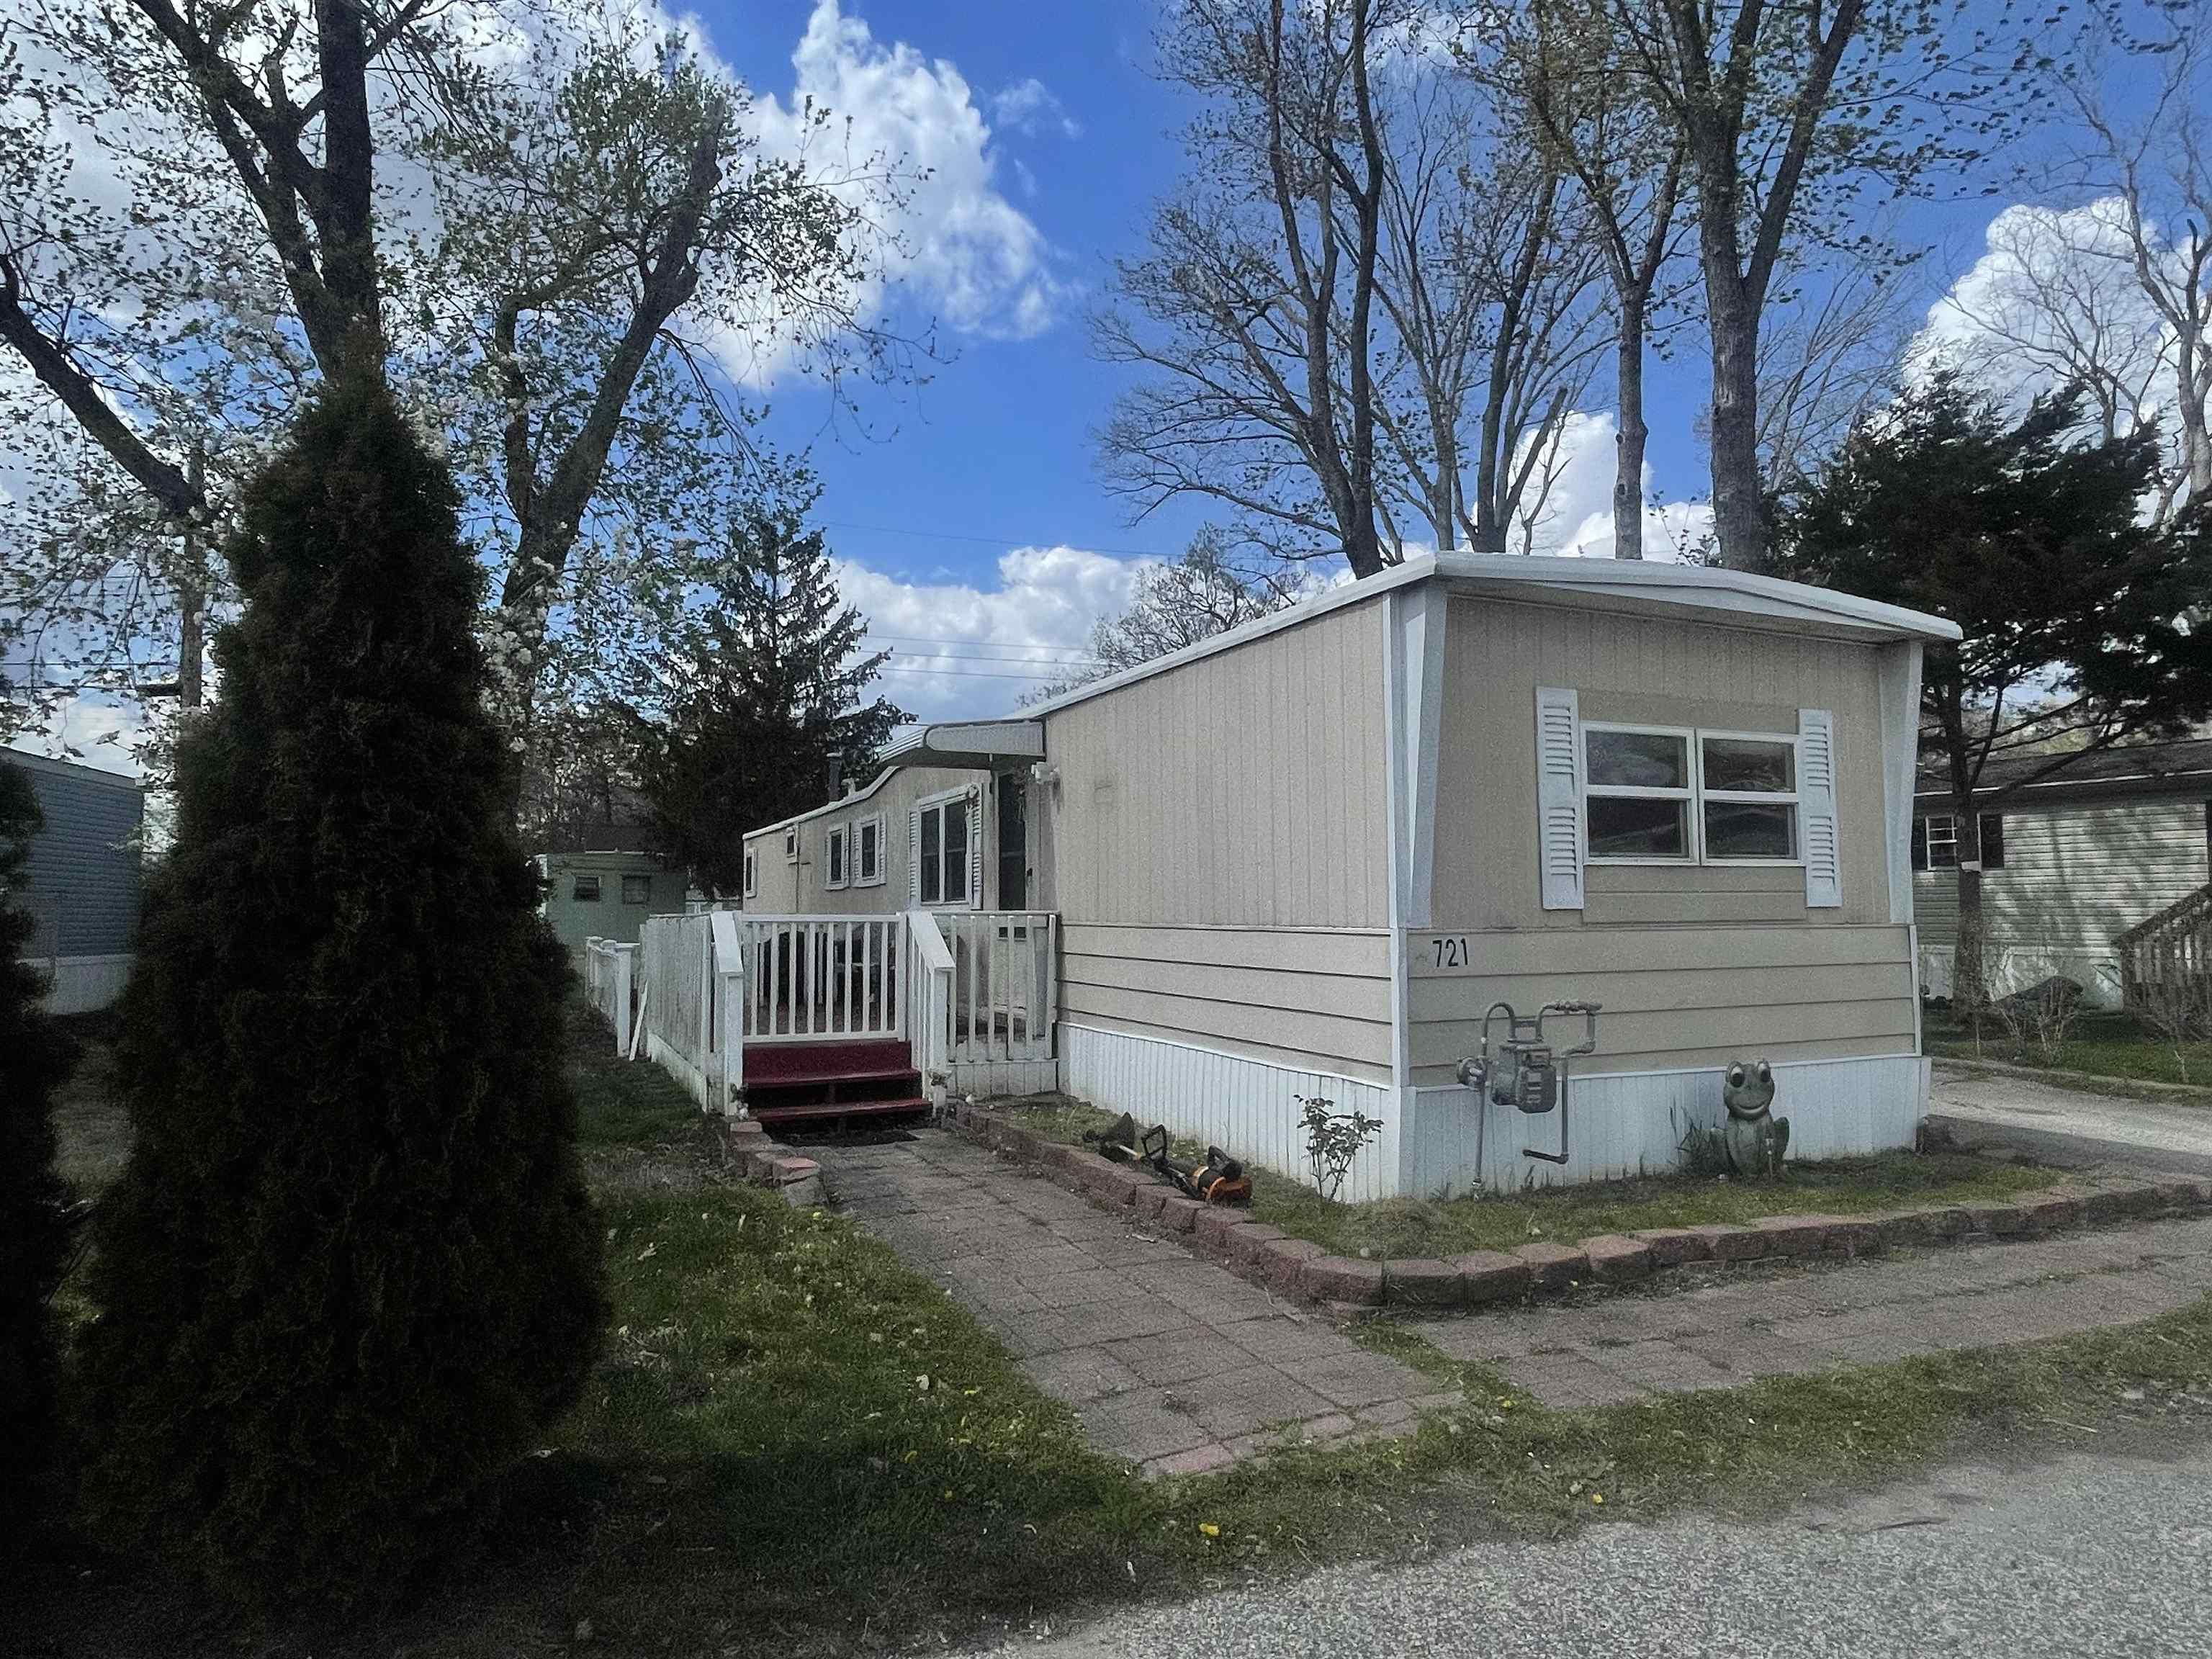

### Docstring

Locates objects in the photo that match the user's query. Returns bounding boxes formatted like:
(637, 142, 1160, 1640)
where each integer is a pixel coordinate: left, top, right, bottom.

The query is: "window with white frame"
(855, 812, 886, 887)
(743, 849, 757, 899)
(824, 823, 849, 889)
(1583, 724, 1802, 865)
(783, 826, 799, 864)
(914, 793, 973, 907)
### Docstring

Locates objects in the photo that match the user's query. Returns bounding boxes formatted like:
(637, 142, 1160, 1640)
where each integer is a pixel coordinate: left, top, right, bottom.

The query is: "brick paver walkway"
(1413, 1213, 2212, 1406)
(811, 1128, 1452, 1475)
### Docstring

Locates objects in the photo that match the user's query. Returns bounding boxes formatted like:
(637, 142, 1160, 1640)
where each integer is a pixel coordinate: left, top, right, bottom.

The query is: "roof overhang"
(1431, 552, 1964, 646)
(878, 718, 1047, 770)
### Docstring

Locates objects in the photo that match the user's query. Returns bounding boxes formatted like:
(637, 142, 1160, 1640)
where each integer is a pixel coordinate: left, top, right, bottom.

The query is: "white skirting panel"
(24, 953, 134, 1016)
(1917, 944, 2123, 1010)
(1061, 1021, 1396, 1203)
(1404, 1053, 1928, 1197)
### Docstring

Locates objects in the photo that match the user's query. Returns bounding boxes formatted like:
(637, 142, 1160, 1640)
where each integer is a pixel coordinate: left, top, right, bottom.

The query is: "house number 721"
(1431, 935, 1470, 970)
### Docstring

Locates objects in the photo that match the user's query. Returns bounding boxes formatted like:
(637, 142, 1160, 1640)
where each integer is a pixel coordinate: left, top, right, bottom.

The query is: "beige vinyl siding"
(740, 765, 1010, 914)
(1914, 798, 2211, 953)
(1059, 923, 1395, 1084)
(1416, 596, 1913, 1079)
(1434, 597, 1894, 930)
(1406, 923, 1917, 1084)
(1038, 595, 1392, 930)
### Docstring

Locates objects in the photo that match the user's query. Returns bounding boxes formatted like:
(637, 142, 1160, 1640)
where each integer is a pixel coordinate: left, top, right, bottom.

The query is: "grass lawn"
(991, 1094, 2060, 1262)
(1925, 1009, 2212, 1090)
(26, 998, 2212, 1658)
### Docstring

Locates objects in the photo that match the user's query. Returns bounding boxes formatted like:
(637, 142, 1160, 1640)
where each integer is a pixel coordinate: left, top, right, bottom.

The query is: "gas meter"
(1455, 1001, 1600, 1166)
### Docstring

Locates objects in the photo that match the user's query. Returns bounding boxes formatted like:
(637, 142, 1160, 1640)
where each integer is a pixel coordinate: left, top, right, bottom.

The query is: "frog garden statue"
(1721, 1058, 1789, 1178)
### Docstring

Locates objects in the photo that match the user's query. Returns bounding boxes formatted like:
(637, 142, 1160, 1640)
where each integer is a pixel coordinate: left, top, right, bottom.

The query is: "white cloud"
(1915, 199, 2173, 419)
(1507, 410, 1714, 561)
(750, 1, 1070, 346)
(989, 76, 1082, 139)
(4, 693, 149, 778)
(835, 544, 1145, 724)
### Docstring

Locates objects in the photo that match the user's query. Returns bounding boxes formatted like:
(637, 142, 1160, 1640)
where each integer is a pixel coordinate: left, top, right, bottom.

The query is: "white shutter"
(909, 807, 922, 906)
(966, 788, 981, 907)
(1800, 708, 1842, 908)
(1535, 686, 1584, 911)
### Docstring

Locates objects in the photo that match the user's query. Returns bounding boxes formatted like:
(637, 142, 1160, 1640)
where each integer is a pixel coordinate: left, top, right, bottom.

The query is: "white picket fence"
(632, 907, 1059, 1114)
(582, 936, 637, 1056)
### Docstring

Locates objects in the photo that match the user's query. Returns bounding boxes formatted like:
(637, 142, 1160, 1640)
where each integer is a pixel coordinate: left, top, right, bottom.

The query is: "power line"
(871, 662, 1076, 682)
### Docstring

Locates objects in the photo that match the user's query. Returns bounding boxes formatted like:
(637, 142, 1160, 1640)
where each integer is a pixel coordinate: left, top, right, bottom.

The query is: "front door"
(997, 773, 1028, 909)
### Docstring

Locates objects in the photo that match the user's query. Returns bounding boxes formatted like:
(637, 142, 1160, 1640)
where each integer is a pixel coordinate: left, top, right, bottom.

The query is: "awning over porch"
(879, 718, 1046, 771)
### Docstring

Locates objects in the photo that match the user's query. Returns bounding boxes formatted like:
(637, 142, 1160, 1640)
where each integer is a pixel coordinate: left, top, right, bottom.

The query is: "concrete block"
(1815, 1215, 1880, 1256)
(2014, 1192, 2081, 1233)
(1384, 1258, 1463, 1308)
(1514, 1240, 1588, 1292)
(1194, 1207, 1251, 1250)
(1452, 1250, 1532, 1305)
(1631, 1227, 1710, 1267)
(1259, 1237, 1326, 1294)
(1129, 1184, 1172, 1220)
(1686, 1223, 1766, 1262)
(1581, 1233, 1654, 1283)
(1961, 1200, 2027, 1236)
(1750, 1215, 1830, 1256)
(1156, 1196, 1205, 1234)
(1223, 1223, 1289, 1267)
(1299, 1255, 1385, 1305)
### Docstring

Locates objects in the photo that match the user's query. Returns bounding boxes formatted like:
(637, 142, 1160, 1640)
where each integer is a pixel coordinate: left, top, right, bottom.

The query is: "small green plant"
(1672, 1108, 1732, 1177)
(1299, 1094, 1382, 1202)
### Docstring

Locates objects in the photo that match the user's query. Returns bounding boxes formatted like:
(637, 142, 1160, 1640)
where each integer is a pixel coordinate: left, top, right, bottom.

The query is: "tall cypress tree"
(78, 370, 604, 1610)
(0, 757, 73, 1553)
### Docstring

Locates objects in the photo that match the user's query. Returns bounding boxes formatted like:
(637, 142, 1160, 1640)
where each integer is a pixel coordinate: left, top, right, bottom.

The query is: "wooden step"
(752, 1095, 932, 1127)
(744, 1039, 912, 1086)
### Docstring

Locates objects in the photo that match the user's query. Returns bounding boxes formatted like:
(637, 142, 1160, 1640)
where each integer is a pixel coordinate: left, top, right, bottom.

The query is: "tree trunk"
(1706, 274, 1765, 570)
(1614, 290, 1647, 561)
(178, 444, 207, 712)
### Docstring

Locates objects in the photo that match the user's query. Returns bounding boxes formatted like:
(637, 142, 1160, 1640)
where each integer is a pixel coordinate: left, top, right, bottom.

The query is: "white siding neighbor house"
(689, 553, 1955, 1198)
(1913, 739, 2212, 1010)
(6, 747, 145, 1015)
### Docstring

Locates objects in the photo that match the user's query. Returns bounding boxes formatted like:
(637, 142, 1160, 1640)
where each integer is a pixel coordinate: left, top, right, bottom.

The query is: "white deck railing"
(581, 935, 637, 1056)
(932, 911, 1057, 1066)
(736, 914, 906, 1041)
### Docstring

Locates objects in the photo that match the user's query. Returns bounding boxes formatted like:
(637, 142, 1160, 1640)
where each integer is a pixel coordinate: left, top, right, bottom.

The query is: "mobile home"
(692, 552, 1955, 1199)
(5, 747, 145, 1015)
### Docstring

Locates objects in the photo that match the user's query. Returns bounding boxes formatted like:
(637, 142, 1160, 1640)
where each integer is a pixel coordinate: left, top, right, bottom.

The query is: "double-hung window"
(1584, 725, 1696, 860)
(783, 827, 799, 864)
(855, 813, 886, 887)
(915, 793, 973, 907)
(1583, 724, 1802, 865)
(824, 824, 849, 889)
(1699, 732, 1799, 861)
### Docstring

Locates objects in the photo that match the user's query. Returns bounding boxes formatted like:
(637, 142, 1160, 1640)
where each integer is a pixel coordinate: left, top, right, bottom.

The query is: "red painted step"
(743, 1039, 913, 1087)
(751, 1095, 931, 1126)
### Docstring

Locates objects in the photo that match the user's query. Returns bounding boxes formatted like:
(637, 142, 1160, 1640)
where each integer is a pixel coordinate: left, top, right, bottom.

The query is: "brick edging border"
(704, 1116, 825, 1204)
(940, 1102, 2212, 1312)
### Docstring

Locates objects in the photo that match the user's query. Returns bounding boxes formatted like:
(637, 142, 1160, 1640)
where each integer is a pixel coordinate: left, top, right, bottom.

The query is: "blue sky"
(680, 0, 2056, 727)
(9, 0, 2163, 765)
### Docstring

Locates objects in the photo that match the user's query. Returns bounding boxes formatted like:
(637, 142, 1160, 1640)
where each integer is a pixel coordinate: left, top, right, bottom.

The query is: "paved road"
(1931, 1062, 2212, 1177)
(982, 1444, 2212, 1658)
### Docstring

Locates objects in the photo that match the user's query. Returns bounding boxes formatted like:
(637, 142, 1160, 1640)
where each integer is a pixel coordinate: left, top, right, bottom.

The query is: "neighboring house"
(536, 827, 691, 967)
(1912, 739, 2212, 1009)
(5, 747, 145, 1015)
(713, 552, 1954, 1198)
